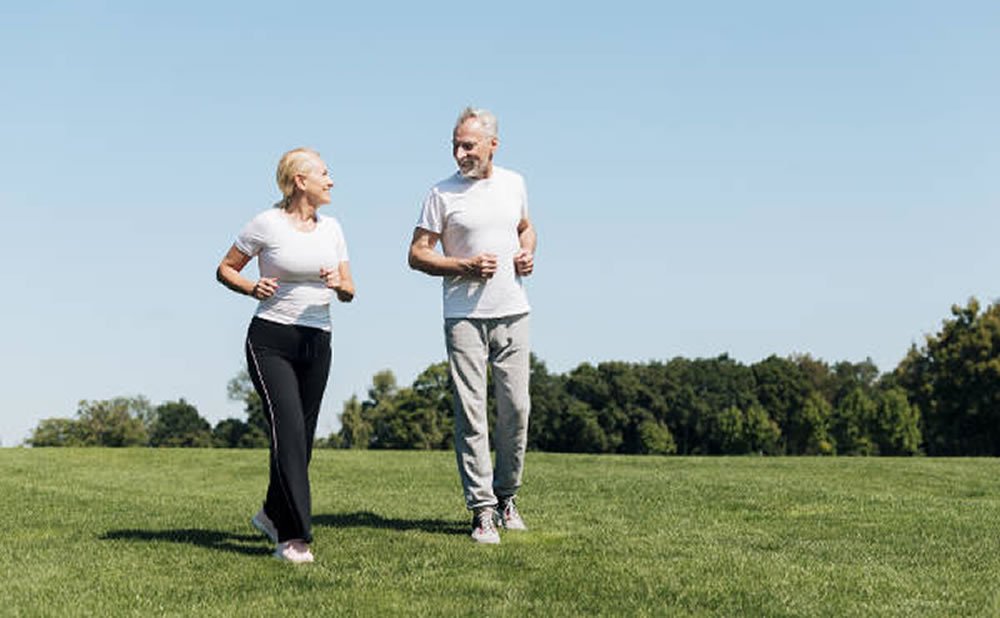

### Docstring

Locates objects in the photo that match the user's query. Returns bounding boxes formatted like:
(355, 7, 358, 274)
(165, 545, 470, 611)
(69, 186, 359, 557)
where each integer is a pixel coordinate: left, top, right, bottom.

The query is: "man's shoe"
(496, 497, 527, 531)
(274, 540, 314, 563)
(252, 508, 278, 543)
(470, 507, 501, 544)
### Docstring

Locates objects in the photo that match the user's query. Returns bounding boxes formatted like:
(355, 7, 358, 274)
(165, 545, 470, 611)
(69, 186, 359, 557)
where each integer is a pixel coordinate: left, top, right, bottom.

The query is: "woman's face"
(298, 156, 334, 206)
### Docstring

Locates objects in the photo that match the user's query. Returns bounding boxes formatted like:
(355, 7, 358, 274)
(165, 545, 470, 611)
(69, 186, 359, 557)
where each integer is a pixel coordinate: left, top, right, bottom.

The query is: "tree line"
(27, 298, 1000, 456)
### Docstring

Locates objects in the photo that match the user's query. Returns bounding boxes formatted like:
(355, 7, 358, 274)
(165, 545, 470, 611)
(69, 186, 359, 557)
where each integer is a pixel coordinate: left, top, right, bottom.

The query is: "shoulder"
(318, 214, 347, 239)
(239, 208, 282, 234)
(430, 172, 469, 196)
(492, 166, 525, 187)
(318, 214, 343, 231)
(247, 208, 283, 226)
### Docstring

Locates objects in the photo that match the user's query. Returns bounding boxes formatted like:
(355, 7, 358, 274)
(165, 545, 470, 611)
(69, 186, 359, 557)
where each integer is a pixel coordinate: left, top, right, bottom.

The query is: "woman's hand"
(321, 266, 354, 302)
(251, 277, 279, 300)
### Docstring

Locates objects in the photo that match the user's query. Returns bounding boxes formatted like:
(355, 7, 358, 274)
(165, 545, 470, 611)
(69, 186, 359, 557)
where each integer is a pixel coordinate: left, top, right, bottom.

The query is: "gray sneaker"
(252, 508, 278, 543)
(470, 507, 501, 544)
(496, 497, 527, 531)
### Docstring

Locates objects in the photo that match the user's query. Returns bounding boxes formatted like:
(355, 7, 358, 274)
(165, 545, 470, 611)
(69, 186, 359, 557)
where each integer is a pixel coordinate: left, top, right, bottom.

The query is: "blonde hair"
(275, 147, 320, 208)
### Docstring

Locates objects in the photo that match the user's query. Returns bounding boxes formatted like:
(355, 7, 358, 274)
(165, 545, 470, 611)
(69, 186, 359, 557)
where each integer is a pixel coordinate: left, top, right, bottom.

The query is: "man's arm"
(514, 217, 536, 276)
(408, 227, 497, 279)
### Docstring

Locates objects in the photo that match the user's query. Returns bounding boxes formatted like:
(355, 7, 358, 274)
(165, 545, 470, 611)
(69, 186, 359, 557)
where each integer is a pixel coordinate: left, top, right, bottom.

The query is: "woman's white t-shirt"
(235, 208, 349, 331)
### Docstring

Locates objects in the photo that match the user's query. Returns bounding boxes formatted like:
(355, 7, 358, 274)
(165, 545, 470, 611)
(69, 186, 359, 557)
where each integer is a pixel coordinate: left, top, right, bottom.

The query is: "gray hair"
(454, 107, 498, 138)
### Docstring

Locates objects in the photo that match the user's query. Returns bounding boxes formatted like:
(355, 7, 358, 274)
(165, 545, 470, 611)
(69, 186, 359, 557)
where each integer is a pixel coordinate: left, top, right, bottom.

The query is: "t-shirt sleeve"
(415, 189, 445, 234)
(519, 176, 529, 220)
(332, 220, 350, 263)
(234, 212, 268, 257)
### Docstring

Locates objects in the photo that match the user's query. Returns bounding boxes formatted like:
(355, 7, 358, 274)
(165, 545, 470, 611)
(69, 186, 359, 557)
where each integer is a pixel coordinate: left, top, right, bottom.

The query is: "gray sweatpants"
(444, 313, 531, 510)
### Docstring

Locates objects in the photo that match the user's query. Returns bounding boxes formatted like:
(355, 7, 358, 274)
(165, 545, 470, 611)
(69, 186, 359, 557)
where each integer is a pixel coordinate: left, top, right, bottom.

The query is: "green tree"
(224, 368, 268, 447)
(336, 368, 453, 450)
(752, 355, 811, 454)
(664, 356, 758, 454)
(74, 397, 150, 447)
(635, 418, 676, 455)
(703, 404, 780, 455)
(228, 369, 267, 435)
(870, 388, 921, 455)
(744, 403, 782, 455)
(895, 298, 1000, 455)
(830, 358, 881, 411)
(792, 354, 838, 404)
(410, 362, 454, 447)
(527, 355, 567, 451)
(338, 395, 372, 449)
(831, 388, 877, 455)
(149, 399, 212, 447)
(792, 392, 835, 455)
(313, 432, 343, 449)
(28, 418, 83, 447)
(212, 417, 267, 448)
(362, 370, 400, 450)
(710, 406, 748, 453)
(562, 400, 609, 453)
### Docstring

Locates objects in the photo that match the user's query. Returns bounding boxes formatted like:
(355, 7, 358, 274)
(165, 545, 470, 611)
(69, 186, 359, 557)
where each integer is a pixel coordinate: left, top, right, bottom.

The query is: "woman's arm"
(216, 245, 278, 299)
(321, 261, 355, 302)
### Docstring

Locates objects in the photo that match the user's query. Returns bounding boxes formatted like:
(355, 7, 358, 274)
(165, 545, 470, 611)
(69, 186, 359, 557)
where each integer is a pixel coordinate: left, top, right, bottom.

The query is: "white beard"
(459, 157, 490, 179)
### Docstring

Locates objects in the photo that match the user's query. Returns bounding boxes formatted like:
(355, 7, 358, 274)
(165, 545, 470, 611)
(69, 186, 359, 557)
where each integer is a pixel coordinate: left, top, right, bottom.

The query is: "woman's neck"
(284, 196, 317, 221)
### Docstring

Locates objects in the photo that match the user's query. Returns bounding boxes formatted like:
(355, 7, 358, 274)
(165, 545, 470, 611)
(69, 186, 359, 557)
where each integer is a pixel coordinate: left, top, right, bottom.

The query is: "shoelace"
(476, 510, 497, 532)
(501, 500, 518, 521)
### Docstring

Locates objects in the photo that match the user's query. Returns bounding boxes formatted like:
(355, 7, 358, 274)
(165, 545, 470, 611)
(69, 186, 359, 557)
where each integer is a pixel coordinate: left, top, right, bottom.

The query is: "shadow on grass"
(100, 529, 271, 556)
(314, 511, 467, 536)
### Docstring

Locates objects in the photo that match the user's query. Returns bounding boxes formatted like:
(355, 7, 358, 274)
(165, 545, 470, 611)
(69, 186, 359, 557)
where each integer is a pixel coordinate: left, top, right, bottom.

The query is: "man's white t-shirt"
(416, 166, 531, 319)
(235, 208, 349, 331)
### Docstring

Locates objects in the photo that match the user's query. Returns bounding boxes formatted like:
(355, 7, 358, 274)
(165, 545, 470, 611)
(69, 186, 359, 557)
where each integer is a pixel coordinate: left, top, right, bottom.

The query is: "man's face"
(452, 118, 497, 179)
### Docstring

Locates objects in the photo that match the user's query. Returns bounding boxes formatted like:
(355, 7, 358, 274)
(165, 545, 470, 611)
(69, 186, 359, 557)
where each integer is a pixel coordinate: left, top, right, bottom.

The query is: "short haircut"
(454, 107, 498, 138)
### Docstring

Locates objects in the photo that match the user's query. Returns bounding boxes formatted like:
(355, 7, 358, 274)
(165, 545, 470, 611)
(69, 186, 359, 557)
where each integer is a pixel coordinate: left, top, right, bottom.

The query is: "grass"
(2, 450, 999, 616)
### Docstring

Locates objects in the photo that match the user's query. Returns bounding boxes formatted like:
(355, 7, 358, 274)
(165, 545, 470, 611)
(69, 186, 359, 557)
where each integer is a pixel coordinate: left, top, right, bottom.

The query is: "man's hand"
(463, 253, 498, 279)
(514, 249, 534, 276)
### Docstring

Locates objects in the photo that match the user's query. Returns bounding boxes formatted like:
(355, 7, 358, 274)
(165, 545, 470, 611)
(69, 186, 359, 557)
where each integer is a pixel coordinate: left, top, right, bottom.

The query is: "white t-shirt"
(235, 208, 349, 331)
(416, 166, 531, 319)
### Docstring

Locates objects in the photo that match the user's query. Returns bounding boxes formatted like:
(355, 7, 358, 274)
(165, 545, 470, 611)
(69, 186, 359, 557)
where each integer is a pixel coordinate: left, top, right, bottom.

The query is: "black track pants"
(245, 317, 331, 543)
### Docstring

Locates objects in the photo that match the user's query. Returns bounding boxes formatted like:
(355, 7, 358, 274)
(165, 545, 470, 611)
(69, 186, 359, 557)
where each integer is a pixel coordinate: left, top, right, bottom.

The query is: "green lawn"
(2, 450, 999, 616)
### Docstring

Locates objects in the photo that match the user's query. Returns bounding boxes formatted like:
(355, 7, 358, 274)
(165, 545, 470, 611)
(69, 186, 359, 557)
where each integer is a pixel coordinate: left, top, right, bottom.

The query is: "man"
(409, 107, 536, 544)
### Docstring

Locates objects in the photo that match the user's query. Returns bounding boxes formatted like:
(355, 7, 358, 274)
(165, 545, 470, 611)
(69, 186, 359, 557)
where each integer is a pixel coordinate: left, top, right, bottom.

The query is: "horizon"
(2, 2, 998, 446)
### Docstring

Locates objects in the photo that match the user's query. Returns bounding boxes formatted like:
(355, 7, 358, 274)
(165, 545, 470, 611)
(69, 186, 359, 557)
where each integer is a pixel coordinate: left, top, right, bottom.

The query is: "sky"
(1, 1, 998, 446)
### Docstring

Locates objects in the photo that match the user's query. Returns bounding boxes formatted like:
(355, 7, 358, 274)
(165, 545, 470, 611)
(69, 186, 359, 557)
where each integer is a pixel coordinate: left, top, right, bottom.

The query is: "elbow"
(407, 250, 420, 271)
(215, 265, 227, 285)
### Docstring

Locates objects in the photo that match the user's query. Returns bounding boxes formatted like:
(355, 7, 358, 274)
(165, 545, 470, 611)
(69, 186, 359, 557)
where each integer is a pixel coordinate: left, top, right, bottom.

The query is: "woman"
(216, 147, 354, 563)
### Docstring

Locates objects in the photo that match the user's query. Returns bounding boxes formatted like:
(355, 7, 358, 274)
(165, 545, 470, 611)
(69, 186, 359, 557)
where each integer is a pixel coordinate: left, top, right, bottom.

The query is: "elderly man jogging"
(408, 107, 537, 544)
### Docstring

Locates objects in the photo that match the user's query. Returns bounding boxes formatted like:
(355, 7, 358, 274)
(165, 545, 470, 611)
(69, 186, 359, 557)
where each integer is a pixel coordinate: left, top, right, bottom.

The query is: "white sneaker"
(497, 498, 527, 531)
(274, 540, 314, 563)
(470, 507, 501, 544)
(251, 508, 278, 543)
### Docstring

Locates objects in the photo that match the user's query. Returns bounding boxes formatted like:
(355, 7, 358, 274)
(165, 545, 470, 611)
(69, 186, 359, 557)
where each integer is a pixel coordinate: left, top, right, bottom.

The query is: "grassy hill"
(2, 449, 999, 616)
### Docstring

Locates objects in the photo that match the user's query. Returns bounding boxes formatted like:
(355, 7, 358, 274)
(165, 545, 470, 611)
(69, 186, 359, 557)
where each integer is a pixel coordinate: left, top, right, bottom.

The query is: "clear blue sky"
(2, 1, 998, 446)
